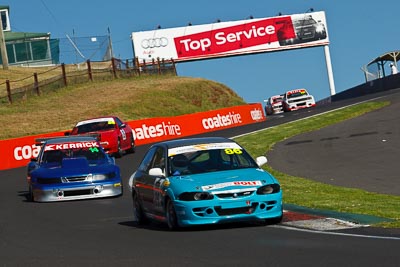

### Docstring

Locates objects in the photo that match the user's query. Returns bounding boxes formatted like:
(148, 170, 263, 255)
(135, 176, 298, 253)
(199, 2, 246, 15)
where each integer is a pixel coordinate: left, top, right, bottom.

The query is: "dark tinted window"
(137, 147, 158, 172)
(77, 121, 115, 133)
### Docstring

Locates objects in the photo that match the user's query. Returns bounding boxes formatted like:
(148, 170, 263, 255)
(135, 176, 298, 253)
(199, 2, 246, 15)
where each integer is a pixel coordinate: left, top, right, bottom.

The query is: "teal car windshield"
(168, 143, 258, 176)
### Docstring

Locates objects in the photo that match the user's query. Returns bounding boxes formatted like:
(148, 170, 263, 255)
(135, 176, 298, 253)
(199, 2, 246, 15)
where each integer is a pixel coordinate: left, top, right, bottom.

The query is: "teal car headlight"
(178, 192, 214, 201)
(257, 184, 280, 194)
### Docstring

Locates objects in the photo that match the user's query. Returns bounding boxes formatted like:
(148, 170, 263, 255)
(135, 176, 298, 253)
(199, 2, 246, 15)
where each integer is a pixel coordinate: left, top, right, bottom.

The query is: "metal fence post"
(135, 57, 141, 76)
(142, 59, 146, 74)
(157, 58, 161, 75)
(6, 79, 12, 103)
(111, 57, 117, 79)
(33, 73, 40, 96)
(61, 63, 68, 87)
(125, 59, 130, 70)
(171, 58, 177, 76)
(87, 59, 93, 81)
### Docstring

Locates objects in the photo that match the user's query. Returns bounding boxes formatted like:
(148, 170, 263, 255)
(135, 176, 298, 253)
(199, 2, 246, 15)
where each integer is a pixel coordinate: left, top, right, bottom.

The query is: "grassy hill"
(0, 68, 246, 140)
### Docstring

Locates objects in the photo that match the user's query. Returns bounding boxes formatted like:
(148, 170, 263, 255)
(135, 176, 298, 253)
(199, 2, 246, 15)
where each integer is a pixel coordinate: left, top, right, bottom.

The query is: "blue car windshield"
(41, 146, 106, 166)
(169, 148, 258, 176)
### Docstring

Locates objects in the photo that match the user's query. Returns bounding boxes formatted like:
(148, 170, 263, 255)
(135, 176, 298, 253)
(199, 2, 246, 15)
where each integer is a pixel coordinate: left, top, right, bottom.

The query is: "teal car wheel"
(261, 207, 283, 225)
(166, 199, 179, 230)
(133, 193, 148, 225)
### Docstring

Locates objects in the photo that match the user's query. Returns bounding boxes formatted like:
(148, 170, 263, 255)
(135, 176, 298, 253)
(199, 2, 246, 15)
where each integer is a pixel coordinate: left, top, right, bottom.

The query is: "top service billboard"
(131, 11, 329, 64)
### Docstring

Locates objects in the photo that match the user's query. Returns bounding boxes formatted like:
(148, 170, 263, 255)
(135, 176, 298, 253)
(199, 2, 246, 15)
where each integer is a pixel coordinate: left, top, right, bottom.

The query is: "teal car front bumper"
(171, 192, 283, 226)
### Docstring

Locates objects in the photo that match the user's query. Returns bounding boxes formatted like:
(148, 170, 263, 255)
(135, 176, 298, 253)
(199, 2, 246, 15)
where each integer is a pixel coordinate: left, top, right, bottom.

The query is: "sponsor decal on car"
(168, 142, 242, 156)
(201, 181, 262, 191)
(44, 141, 99, 151)
(287, 89, 306, 96)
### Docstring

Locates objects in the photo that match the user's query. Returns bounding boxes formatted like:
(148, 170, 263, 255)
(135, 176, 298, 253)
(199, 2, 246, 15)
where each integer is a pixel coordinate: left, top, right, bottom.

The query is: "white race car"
(282, 89, 316, 112)
(264, 95, 284, 115)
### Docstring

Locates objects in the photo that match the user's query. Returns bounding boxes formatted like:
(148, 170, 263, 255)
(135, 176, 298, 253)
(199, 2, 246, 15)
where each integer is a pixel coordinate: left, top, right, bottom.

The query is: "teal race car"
(129, 137, 282, 230)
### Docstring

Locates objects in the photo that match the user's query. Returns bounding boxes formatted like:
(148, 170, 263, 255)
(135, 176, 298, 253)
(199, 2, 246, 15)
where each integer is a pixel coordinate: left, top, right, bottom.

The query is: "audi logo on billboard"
(141, 37, 168, 49)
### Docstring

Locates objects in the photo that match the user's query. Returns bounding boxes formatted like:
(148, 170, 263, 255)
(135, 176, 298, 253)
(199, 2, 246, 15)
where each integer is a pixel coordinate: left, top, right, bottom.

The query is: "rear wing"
(34, 137, 61, 147)
(34, 134, 100, 147)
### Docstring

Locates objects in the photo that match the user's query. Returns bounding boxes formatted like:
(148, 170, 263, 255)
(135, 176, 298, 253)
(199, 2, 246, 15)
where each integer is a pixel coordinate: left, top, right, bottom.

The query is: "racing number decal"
(224, 148, 242, 155)
(120, 129, 127, 140)
(89, 147, 99, 153)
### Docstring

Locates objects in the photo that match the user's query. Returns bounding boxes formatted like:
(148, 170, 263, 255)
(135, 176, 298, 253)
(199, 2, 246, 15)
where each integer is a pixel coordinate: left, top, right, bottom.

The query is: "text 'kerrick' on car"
(128, 137, 283, 230)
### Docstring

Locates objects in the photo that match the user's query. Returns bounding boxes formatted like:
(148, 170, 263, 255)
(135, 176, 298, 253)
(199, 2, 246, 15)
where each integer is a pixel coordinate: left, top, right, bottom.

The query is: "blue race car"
(27, 136, 122, 202)
(129, 137, 282, 230)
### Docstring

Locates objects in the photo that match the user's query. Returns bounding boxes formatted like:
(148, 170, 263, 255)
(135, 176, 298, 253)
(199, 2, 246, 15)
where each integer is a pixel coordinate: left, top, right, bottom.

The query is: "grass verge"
(234, 101, 400, 228)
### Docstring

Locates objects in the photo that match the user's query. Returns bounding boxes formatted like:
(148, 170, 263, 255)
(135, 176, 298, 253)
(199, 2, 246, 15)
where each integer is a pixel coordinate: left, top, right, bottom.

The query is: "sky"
(5, 0, 400, 103)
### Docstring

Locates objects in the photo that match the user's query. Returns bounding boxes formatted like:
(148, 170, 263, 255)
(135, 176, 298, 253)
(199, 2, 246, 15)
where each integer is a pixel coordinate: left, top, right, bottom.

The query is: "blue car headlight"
(257, 184, 280, 194)
(178, 192, 214, 201)
(92, 172, 116, 181)
(36, 177, 62, 184)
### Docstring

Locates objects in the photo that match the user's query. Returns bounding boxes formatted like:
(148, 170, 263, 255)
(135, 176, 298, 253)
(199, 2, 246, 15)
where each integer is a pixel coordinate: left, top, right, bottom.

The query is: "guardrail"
(318, 73, 400, 105)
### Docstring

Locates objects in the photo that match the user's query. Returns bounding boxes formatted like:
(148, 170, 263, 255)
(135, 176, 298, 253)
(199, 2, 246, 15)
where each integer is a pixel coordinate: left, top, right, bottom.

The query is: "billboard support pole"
(324, 45, 336, 96)
(0, 15, 9, 69)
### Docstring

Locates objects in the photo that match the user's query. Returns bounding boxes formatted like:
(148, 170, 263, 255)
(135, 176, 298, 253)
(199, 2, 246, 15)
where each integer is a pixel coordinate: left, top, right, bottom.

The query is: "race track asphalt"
(267, 89, 400, 196)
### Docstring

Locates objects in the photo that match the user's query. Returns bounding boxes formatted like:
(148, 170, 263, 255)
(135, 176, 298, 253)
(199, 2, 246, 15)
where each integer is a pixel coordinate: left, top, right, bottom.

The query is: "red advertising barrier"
(0, 103, 265, 171)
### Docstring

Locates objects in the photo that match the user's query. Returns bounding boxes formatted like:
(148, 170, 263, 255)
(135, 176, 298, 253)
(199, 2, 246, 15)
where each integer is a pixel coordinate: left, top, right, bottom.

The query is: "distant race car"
(264, 95, 284, 115)
(282, 88, 316, 112)
(27, 136, 123, 202)
(129, 137, 283, 230)
(66, 116, 135, 157)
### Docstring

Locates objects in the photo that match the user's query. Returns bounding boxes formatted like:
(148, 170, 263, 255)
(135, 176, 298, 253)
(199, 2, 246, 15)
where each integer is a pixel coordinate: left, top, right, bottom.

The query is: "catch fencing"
(0, 57, 177, 104)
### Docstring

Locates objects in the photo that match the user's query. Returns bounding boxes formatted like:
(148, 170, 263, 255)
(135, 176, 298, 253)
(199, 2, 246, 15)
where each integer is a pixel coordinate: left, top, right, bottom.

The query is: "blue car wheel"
(28, 185, 34, 202)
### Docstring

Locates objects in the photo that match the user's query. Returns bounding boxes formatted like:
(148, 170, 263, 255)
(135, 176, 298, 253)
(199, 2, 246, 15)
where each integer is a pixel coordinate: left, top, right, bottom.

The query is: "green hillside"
(0, 73, 246, 140)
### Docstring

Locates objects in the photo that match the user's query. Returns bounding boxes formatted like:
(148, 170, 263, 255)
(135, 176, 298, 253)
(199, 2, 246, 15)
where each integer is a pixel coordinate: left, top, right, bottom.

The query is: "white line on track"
(230, 94, 389, 139)
(272, 225, 400, 240)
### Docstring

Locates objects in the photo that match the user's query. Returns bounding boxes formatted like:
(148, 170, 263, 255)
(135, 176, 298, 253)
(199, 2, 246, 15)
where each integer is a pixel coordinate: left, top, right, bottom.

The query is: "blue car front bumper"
(31, 180, 123, 202)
